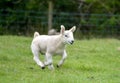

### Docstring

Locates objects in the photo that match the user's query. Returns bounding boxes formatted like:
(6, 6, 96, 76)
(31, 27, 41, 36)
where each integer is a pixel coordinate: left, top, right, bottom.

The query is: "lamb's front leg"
(44, 52, 54, 70)
(57, 50, 67, 68)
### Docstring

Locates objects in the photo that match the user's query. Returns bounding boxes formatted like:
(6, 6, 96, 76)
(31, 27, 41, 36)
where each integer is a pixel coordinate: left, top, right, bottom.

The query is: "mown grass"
(0, 36, 120, 83)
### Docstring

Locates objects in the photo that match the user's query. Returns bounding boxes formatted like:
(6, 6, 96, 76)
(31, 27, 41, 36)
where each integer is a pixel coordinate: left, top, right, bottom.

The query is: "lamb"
(31, 25, 76, 70)
(48, 29, 59, 35)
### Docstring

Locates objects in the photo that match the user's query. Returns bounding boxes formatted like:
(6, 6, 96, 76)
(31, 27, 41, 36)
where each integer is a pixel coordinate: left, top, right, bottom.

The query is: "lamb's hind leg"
(57, 50, 67, 68)
(31, 45, 45, 69)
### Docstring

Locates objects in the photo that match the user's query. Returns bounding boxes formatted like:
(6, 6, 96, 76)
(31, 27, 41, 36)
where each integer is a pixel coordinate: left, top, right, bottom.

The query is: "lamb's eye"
(65, 35, 68, 37)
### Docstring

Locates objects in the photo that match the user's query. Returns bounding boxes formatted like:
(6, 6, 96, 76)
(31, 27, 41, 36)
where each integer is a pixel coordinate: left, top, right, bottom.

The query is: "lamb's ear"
(60, 25, 65, 34)
(70, 26, 76, 32)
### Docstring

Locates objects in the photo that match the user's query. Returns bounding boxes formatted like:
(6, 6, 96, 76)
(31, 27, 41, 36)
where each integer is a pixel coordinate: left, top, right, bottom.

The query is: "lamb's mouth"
(69, 41, 74, 44)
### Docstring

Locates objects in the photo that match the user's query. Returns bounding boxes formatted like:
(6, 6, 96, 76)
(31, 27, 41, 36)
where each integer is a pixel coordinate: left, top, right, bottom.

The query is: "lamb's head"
(60, 25, 76, 45)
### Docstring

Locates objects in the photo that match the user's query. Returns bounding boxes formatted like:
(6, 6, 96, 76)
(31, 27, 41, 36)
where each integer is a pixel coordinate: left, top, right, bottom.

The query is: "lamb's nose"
(71, 40, 74, 44)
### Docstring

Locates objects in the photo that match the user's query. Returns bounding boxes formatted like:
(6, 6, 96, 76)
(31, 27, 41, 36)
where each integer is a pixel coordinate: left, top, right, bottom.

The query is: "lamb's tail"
(34, 32, 40, 38)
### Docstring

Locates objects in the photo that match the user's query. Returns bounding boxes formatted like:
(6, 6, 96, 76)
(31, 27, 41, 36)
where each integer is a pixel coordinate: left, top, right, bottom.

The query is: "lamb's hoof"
(41, 66, 45, 69)
(56, 65, 59, 68)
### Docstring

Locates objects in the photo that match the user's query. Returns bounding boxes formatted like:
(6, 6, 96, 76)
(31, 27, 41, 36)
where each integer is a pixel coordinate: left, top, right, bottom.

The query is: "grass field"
(0, 36, 120, 83)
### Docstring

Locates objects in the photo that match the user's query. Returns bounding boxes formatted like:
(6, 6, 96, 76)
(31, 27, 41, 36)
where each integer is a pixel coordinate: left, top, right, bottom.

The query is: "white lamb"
(31, 25, 76, 70)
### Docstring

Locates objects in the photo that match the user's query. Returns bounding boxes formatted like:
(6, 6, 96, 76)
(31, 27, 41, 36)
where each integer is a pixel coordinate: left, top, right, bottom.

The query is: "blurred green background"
(0, 0, 120, 38)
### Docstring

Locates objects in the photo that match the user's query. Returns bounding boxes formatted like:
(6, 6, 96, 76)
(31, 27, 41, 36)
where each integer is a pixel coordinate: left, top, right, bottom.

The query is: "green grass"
(0, 36, 120, 83)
